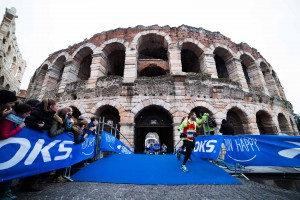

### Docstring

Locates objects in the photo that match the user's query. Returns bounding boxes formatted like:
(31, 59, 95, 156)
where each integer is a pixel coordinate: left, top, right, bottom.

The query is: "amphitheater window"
(139, 65, 166, 77)
(71, 94, 77, 100)
(95, 105, 120, 138)
(256, 110, 276, 134)
(7, 45, 11, 55)
(138, 34, 168, 60)
(278, 113, 291, 133)
(108, 50, 125, 76)
(78, 54, 92, 80)
(242, 62, 251, 85)
(5, 84, 10, 90)
(2, 38, 5, 44)
(180, 42, 203, 73)
(214, 55, 229, 79)
(0, 76, 4, 86)
(227, 109, 245, 134)
(6, 31, 10, 38)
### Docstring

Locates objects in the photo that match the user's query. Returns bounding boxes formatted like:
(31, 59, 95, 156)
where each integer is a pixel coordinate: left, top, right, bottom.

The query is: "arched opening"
(137, 33, 169, 78)
(74, 47, 93, 80)
(256, 110, 276, 134)
(139, 65, 166, 77)
(5, 84, 10, 90)
(34, 64, 48, 94)
(69, 106, 82, 120)
(7, 45, 11, 55)
(103, 42, 126, 76)
(213, 47, 232, 79)
(278, 113, 291, 133)
(181, 42, 203, 73)
(134, 105, 173, 153)
(190, 106, 213, 135)
(226, 107, 249, 134)
(0, 76, 4, 87)
(240, 54, 255, 87)
(260, 62, 274, 95)
(52, 56, 66, 90)
(95, 105, 120, 138)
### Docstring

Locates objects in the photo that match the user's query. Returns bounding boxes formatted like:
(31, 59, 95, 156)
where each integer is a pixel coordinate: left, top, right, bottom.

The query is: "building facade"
(26, 25, 298, 152)
(0, 7, 26, 93)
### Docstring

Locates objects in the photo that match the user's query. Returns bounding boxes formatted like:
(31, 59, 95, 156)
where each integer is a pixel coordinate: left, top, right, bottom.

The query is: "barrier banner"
(192, 135, 224, 159)
(224, 135, 300, 166)
(100, 131, 133, 154)
(0, 127, 96, 182)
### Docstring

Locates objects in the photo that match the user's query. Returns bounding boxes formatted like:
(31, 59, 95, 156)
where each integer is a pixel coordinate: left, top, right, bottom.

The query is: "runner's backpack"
(207, 116, 217, 128)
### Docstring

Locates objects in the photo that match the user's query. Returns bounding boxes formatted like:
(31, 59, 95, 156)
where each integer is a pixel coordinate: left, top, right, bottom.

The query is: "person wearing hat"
(198, 110, 215, 135)
(0, 89, 18, 120)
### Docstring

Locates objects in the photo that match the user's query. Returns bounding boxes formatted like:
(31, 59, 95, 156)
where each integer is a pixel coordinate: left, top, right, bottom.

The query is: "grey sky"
(1, 0, 299, 113)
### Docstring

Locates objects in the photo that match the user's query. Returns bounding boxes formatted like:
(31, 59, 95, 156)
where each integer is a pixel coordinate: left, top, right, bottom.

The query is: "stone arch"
(211, 44, 235, 79)
(225, 106, 250, 134)
(277, 113, 292, 133)
(256, 110, 277, 134)
(134, 105, 173, 153)
(178, 39, 205, 73)
(131, 99, 172, 116)
(186, 101, 218, 116)
(239, 52, 256, 86)
(72, 46, 94, 80)
(52, 52, 70, 65)
(101, 41, 126, 76)
(90, 99, 126, 120)
(97, 38, 129, 53)
(71, 43, 97, 60)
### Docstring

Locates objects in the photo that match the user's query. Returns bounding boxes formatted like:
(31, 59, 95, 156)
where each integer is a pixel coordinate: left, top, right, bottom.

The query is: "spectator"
(199, 110, 215, 135)
(48, 108, 69, 138)
(25, 98, 58, 132)
(219, 119, 235, 135)
(24, 99, 40, 109)
(0, 103, 31, 199)
(0, 89, 17, 120)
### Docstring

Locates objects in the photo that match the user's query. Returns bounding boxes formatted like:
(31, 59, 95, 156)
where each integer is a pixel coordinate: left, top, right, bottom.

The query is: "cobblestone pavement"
(16, 179, 300, 200)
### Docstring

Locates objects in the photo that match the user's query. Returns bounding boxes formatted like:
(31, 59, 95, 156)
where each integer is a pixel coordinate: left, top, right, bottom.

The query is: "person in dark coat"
(25, 98, 58, 132)
(219, 119, 235, 135)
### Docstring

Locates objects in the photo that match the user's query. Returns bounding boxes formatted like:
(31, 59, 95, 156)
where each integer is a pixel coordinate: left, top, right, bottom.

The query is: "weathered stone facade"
(26, 25, 298, 152)
(0, 8, 26, 93)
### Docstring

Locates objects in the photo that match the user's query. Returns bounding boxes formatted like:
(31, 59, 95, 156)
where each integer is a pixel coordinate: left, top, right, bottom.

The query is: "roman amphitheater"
(26, 25, 298, 152)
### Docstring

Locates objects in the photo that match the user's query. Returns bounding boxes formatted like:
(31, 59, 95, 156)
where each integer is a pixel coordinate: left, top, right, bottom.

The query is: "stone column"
(226, 58, 249, 92)
(199, 53, 218, 78)
(254, 67, 270, 95)
(119, 123, 135, 151)
(123, 49, 137, 83)
(58, 59, 79, 93)
(87, 53, 106, 89)
(169, 48, 182, 75)
(38, 65, 60, 99)
(264, 71, 280, 96)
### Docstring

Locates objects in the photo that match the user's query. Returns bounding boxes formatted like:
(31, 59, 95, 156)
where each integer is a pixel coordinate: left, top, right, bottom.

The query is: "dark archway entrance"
(191, 106, 213, 135)
(256, 110, 276, 134)
(95, 105, 120, 138)
(134, 105, 173, 153)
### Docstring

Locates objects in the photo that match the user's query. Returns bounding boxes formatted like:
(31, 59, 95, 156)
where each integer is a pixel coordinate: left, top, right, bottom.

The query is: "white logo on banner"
(194, 140, 217, 153)
(278, 141, 300, 159)
(0, 138, 74, 170)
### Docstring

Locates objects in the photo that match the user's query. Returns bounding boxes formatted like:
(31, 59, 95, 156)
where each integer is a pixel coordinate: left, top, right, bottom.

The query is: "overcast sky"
(1, 0, 299, 113)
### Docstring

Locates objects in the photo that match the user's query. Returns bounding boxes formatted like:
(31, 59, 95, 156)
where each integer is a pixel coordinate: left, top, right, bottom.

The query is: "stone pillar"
(169, 49, 182, 74)
(123, 49, 137, 83)
(264, 71, 280, 97)
(39, 66, 60, 99)
(119, 123, 135, 151)
(87, 53, 106, 89)
(254, 67, 270, 95)
(199, 53, 218, 78)
(226, 58, 249, 92)
(58, 59, 79, 93)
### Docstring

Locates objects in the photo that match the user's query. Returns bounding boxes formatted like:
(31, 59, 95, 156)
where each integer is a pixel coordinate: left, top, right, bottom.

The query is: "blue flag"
(100, 131, 133, 154)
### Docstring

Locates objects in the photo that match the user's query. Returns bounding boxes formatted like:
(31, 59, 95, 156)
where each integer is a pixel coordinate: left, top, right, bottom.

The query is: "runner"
(177, 111, 199, 172)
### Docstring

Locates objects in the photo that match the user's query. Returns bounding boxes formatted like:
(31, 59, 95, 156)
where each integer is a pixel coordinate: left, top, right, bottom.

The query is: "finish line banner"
(223, 135, 300, 167)
(0, 127, 96, 182)
(100, 131, 133, 154)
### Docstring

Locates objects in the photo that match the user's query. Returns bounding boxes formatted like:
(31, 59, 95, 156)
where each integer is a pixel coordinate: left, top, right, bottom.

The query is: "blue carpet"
(71, 154, 240, 185)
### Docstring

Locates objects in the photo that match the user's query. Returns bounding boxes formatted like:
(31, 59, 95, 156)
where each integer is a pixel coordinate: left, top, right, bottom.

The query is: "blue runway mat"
(71, 154, 241, 185)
